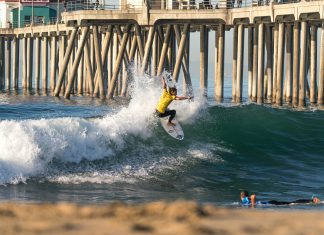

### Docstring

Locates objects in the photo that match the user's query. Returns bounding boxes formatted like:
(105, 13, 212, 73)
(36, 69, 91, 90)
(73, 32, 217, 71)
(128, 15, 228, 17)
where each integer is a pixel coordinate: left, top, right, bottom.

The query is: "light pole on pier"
(32, 0, 34, 26)
(57, 0, 60, 24)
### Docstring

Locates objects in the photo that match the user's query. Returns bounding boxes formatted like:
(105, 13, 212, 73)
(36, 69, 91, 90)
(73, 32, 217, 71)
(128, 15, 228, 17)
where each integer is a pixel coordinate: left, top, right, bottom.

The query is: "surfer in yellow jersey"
(155, 76, 193, 126)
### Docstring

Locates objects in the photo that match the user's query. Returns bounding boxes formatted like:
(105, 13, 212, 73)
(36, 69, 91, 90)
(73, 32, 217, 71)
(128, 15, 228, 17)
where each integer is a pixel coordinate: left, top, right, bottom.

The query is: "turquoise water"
(0, 75, 324, 210)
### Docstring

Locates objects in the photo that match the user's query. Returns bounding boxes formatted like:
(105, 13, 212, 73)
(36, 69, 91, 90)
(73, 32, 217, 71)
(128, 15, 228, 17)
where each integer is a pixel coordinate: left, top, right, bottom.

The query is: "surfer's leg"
(267, 200, 290, 205)
(167, 110, 176, 123)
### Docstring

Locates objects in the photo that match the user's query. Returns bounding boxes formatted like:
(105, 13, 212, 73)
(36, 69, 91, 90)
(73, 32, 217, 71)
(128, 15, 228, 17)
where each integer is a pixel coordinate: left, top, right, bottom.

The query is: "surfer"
(240, 191, 321, 206)
(155, 75, 193, 126)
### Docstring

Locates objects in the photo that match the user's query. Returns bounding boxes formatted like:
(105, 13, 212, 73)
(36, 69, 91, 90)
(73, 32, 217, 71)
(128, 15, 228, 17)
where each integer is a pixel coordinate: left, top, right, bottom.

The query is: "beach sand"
(1, 201, 324, 235)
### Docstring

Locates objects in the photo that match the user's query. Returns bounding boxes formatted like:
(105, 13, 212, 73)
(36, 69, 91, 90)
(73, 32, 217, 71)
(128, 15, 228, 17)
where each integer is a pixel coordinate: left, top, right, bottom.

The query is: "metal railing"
(148, 0, 303, 10)
(2, 17, 60, 29)
(65, 0, 143, 11)
(0, 0, 320, 29)
(63, 0, 304, 11)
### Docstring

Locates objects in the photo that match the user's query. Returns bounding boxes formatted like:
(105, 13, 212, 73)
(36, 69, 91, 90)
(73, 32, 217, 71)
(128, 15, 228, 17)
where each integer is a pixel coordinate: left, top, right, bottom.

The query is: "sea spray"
(0, 71, 208, 185)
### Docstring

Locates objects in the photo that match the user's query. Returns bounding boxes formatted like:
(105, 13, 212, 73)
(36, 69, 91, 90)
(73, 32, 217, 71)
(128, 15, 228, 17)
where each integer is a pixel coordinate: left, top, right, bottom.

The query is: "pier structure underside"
(0, 1, 324, 107)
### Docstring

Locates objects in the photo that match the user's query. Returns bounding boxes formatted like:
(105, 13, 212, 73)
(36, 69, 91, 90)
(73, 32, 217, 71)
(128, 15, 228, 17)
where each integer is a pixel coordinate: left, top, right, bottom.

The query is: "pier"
(0, 0, 324, 107)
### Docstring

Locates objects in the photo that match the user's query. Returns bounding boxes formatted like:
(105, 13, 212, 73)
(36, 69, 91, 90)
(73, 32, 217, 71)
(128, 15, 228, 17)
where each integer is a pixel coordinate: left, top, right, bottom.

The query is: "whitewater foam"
(0, 70, 208, 185)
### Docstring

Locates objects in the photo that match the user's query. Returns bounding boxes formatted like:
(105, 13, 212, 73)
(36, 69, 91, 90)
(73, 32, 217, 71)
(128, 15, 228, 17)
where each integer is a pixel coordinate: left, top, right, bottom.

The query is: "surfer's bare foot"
(167, 121, 176, 126)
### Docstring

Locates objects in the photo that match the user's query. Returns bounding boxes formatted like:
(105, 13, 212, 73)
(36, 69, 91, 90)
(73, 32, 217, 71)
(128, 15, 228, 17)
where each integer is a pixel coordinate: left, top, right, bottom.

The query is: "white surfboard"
(163, 75, 176, 90)
(160, 117, 184, 140)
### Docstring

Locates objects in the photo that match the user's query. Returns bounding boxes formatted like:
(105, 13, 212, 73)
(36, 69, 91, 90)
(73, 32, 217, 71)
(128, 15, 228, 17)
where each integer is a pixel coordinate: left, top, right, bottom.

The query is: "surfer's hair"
(241, 191, 249, 197)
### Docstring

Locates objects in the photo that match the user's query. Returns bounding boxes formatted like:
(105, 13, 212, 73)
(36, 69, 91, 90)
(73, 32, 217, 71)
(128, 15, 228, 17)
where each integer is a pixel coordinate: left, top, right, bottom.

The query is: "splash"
(0, 70, 208, 185)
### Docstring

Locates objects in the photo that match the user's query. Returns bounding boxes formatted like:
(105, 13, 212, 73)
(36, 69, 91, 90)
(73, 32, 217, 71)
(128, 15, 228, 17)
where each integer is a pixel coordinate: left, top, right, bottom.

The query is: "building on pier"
(0, 0, 62, 28)
(0, 0, 19, 28)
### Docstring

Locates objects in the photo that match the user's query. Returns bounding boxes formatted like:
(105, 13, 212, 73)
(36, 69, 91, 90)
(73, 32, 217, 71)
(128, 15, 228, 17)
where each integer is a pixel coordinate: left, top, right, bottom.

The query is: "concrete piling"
(299, 21, 308, 107)
(248, 27, 253, 99)
(26, 37, 33, 89)
(310, 25, 317, 104)
(5, 37, 11, 90)
(293, 22, 300, 107)
(236, 24, 244, 103)
(319, 21, 324, 106)
(12, 37, 19, 89)
(285, 24, 293, 104)
(232, 25, 238, 102)
(50, 36, 57, 93)
(200, 25, 208, 97)
(252, 26, 258, 102)
(35, 37, 40, 90)
(265, 25, 273, 101)
(215, 24, 225, 102)
(276, 22, 285, 106)
(41, 36, 48, 92)
(257, 23, 265, 104)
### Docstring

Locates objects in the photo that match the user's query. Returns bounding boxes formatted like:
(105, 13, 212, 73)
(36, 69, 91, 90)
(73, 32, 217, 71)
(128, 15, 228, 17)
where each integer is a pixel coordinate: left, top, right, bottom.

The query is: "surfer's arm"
(175, 95, 194, 100)
(162, 76, 167, 89)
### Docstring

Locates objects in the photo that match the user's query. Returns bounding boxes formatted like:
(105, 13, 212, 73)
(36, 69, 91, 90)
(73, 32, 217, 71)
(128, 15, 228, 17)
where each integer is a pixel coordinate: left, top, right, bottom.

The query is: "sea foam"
(0, 71, 208, 185)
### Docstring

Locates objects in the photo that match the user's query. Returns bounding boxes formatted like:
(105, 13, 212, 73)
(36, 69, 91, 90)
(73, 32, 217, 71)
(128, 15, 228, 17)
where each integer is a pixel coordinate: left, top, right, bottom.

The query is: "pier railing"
(0, 0, 311, 29)
(63, 0, 304, 12)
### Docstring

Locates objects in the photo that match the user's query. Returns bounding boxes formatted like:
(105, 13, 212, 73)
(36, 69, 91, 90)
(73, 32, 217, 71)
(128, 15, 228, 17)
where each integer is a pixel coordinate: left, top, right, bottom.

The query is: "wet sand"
(1, 201, 324, 235)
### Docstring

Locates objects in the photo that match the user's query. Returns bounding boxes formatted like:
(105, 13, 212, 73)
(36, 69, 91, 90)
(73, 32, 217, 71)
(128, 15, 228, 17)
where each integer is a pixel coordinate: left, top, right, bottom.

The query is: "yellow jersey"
(156, 88, 176, 113)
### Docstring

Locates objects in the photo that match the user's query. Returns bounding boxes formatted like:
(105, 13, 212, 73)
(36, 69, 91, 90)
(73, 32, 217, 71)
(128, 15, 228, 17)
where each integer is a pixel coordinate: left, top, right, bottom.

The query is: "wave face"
(0, 74, 324, 206)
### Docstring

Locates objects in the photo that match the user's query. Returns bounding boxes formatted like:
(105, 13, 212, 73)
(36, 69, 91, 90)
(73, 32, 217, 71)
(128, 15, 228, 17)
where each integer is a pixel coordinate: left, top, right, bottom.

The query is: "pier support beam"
(140, 26, 155, 75)
(272, 24, 278, 103)
(12, 37, 19, 89)
(35, 37, 40, 91)
(152, 31, 158, 76)
(84, 40, 94, 95)
(108, 25, 130, 99)
(252, 26, 258, 102)
(310, 25, 317, 104)
(248, 27, 253, 99)
(215, 24, 225, 102)
(293, 22, 300, 107)
(22, 38, 27, 89)
(285, 24, 294, 104)
(0, 37, 4, 89)
(157, 25, 172, 76)
(318, 21, 324, 106)
(200, 25, 208, 96)
(65, 27, 90, 99)
(257, 23, 265, 104)
(276, 22, 285, 106)
(26, 37, 33, 89)
(135, 24, 144, 62)
(77, 35, 84, 95)
(42, 36, 48, 92)
(173, 24, 189, 82)
(5, 37, 11, 90)
(174, 25, 192, 94)
(50, 36, 57, 93)
(59, 35, 67, 95)
(285, 24, 293, 103)
(236, 24, 244, 103)
(299, 21, 307, 107)
(232, 25, 238, 102)
(54, 28, 78, 96)
(93, 26, 113, 96)
(265, 25, 273, 101)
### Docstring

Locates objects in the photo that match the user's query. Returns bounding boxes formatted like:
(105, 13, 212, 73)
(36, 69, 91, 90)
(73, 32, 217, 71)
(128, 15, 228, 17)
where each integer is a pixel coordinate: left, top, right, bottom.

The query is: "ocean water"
(0, 73, 324, 210)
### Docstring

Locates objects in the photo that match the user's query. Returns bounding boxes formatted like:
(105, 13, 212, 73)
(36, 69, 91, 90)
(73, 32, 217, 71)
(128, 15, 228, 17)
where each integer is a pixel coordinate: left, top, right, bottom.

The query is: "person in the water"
(155, 75, 193, 126)
(240, 191, 321, 206)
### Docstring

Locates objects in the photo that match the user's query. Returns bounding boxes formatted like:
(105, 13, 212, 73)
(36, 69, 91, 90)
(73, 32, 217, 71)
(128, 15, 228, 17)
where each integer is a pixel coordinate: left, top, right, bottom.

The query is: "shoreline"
(1, 201, 324, 235)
